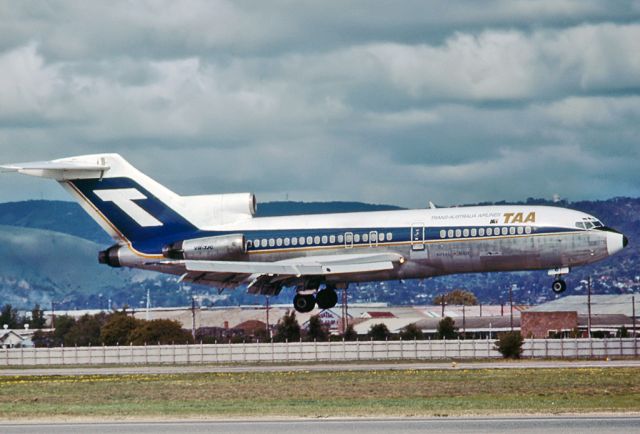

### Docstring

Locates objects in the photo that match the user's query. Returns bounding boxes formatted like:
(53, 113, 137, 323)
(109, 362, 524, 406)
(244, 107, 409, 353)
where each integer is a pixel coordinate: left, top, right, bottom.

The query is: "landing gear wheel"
(293, 293, 316, 313)
(316, 288, 338, 310)
(551, 279, 567, 294)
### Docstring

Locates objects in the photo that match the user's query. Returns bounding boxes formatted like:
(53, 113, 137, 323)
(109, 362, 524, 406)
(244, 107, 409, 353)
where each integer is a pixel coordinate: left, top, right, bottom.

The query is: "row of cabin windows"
(251, 231, 394, 249)
(439, 226, 533, 239)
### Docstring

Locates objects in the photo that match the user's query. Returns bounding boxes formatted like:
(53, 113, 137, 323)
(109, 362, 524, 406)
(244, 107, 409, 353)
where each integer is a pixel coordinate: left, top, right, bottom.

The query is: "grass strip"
(0, 367, 638, 418)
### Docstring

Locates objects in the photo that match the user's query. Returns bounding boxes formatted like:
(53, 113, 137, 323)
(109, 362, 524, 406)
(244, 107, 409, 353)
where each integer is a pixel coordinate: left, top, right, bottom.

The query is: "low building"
(0, 328, 36, 348)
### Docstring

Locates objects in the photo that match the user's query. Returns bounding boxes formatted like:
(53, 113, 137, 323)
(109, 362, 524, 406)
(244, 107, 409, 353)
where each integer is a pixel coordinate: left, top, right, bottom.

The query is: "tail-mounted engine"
(98, 244, 122, 268)
(162, 234, 246, 261)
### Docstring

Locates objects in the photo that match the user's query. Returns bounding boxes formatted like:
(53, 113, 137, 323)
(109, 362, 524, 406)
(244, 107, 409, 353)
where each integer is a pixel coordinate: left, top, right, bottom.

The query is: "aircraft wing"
(157, 252, 404, 295)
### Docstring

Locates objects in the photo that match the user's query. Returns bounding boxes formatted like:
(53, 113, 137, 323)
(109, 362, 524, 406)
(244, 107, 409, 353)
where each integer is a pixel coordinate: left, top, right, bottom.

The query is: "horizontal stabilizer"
(0, 156, 110, 179)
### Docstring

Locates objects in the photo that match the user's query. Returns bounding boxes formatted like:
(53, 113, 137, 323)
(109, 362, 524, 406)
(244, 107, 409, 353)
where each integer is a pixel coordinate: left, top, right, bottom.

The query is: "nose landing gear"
(551, 279, 567, 294)
(548, 267, 570, 294)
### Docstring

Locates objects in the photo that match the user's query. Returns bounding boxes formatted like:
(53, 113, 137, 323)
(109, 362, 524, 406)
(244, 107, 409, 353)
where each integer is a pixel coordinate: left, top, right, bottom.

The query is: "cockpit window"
(579, 217, 604, 230)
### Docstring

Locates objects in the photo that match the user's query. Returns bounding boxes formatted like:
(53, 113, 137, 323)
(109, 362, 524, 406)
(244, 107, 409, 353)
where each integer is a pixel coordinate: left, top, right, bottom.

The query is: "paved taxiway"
(1, 417, 639, 434)
(1, 359, 639, 376)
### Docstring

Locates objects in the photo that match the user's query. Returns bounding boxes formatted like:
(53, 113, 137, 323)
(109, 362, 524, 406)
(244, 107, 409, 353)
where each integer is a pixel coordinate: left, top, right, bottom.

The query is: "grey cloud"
(0, 3, 639, 207)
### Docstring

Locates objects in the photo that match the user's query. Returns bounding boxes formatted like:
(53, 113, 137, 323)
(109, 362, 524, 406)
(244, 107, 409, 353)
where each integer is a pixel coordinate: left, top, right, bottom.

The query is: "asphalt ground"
(1, 416, 639, 434)
(1, 358, 639, 376)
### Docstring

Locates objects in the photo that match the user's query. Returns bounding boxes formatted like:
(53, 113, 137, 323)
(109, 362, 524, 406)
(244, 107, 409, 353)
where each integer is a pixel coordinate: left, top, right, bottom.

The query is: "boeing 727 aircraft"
(1, 153, 628, 312)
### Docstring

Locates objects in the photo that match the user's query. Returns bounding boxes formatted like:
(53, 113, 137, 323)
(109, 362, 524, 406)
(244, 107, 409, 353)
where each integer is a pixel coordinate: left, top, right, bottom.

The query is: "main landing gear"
(293, 284, 339, 313)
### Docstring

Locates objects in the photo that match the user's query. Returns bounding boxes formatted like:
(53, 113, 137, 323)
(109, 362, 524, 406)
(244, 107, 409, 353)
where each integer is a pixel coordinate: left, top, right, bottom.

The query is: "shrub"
(129, 319, 193, 345)
(495, 331, 524, 359)
(436, 316, 457, 340)
(400, 323, 424, 340)
(368, 323, 391, 340)
(273, 310, 301, 342)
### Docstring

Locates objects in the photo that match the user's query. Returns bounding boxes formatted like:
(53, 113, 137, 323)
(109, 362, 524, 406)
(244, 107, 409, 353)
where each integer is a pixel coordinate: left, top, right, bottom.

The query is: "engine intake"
(163, 234, 246, 261)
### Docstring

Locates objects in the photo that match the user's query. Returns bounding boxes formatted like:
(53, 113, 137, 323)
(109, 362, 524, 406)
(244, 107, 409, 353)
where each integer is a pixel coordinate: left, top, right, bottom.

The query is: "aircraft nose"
(606, 231, 626, 256)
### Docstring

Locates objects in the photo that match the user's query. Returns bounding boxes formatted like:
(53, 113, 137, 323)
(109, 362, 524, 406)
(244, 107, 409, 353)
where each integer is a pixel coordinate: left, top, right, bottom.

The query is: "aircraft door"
(344, 232, 354, 249)
(411, 223, 425, 251)
(369, 231, 378, 247)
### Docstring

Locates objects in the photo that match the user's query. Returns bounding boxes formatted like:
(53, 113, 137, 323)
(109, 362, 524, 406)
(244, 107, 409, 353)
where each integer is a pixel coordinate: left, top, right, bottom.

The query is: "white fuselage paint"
(118, 204, 626, 287)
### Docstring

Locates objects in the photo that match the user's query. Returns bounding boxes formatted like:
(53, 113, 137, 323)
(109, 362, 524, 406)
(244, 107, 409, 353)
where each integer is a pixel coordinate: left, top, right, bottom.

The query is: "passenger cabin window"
(330, 235, 336, 243)
(354, 234, 361, 243)
(448, 229, 454, 238)
(509, 227, 516, 235)
(386, 232, 393, 241)
(306, 236, 313, 245)
(486, 228, 492, 236)
(276, 238, 283, 246)
(471, 228, 477, 237)
(501, 227, 508, 236)
(517, 226, 524, 235)
(284, 238, 290, 246)
(299, 237, 306, 246)
(463, 228, 469, 237)
(455, 229, 461, 237)
(362, 233, 369, 242)
(479, 228, 485, 236)
(525, 226, 532, 234)
(314, 236, 320, 245)
(338, 234, 344, 243)
(379, 233, 385, 242)
(322, 235, 328, 244)
(440, 229, 446, 239)
(292, 237, 298, 246)
(269, 239, 275, 247)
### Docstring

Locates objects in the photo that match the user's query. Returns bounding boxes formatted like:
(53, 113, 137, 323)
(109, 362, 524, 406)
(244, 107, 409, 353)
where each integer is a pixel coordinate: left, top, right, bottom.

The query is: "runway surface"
(1, 416, 639, 434)
(1, 359, 639, 376)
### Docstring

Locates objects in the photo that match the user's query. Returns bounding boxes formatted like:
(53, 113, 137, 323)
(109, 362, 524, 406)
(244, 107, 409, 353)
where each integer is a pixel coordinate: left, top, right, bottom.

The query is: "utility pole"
(265, 296, 271, 339)
(146, 288, 151, 321)
(191, 296, 196, 340)
(341, 285, 349, 334)
(462, 304, 466, 336)
(587, 276, 592, 338)
(632, 295, 637, 357)
(509, 285, 515, 332)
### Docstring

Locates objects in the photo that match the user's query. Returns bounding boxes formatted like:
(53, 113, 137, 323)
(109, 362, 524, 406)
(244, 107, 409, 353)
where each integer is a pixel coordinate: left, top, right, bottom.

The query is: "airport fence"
(0, 338, 640, 366)
(0, 338, 638, 366)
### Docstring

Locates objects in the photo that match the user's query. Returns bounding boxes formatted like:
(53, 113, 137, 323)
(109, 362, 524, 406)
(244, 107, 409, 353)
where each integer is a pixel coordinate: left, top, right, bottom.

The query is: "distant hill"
(0, 197, 638, 310)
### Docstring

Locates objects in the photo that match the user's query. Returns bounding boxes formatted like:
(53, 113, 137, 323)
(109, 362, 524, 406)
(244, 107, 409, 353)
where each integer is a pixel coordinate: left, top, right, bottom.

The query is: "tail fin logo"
(94, 188, 163, 227)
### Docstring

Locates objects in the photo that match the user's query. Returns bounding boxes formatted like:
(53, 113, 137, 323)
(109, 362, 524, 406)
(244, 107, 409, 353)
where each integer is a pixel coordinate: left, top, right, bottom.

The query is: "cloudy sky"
(1, 1, 639, 207)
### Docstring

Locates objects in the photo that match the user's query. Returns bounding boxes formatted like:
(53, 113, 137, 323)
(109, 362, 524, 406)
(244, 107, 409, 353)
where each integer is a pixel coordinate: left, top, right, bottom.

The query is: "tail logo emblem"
(94, 188, 163, 227)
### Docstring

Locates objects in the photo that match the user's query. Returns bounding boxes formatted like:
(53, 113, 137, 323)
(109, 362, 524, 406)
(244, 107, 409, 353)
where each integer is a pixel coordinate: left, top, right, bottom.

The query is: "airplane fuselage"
(116, 204, 625, 290)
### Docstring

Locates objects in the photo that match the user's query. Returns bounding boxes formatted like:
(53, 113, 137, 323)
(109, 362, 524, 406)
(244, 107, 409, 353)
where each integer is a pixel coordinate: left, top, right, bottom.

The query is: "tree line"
(1, 304, 46, 329)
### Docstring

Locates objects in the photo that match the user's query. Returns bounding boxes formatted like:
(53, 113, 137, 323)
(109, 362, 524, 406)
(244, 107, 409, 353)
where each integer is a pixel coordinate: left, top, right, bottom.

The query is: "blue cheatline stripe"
(132, 224, 579, 256)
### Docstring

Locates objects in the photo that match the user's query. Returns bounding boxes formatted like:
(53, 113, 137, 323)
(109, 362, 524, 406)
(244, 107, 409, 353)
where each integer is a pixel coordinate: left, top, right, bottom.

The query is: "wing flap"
(179, 252, 402, 276)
